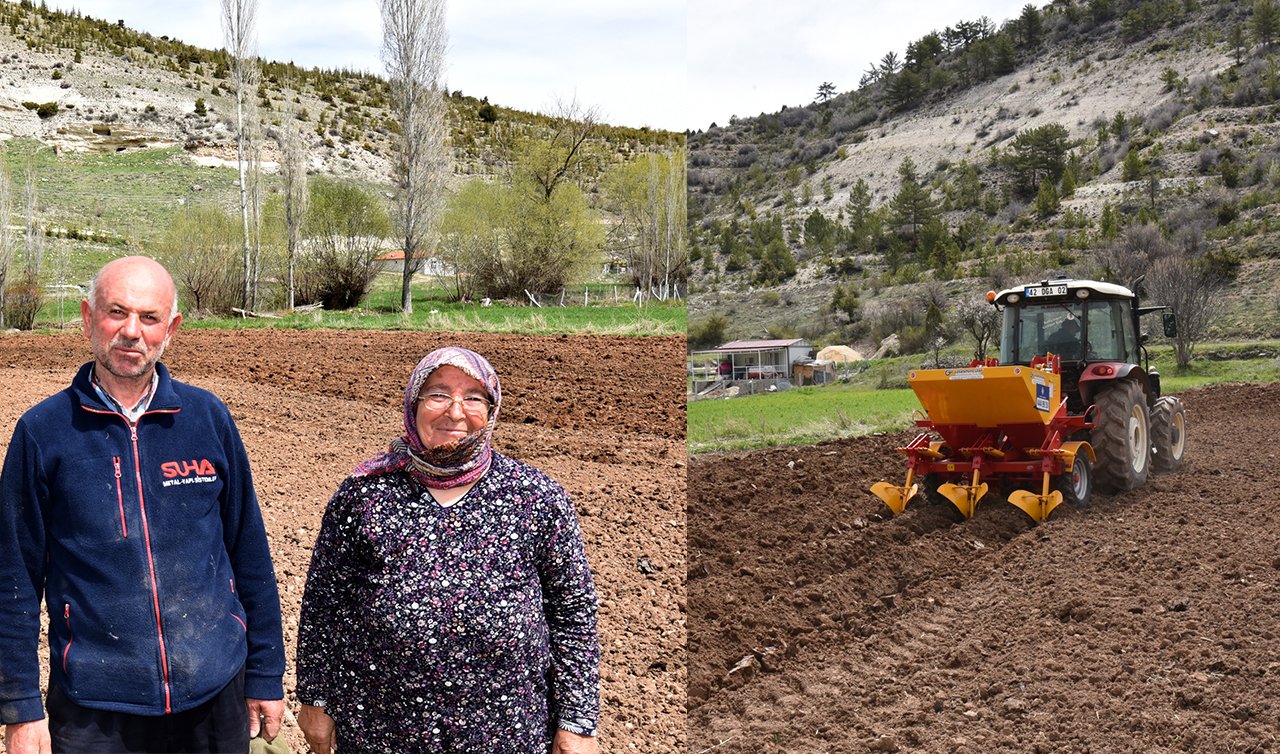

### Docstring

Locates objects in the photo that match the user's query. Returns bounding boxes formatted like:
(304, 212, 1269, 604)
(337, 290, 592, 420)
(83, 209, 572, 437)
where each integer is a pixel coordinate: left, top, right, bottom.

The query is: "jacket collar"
(72, 361, 182, 415)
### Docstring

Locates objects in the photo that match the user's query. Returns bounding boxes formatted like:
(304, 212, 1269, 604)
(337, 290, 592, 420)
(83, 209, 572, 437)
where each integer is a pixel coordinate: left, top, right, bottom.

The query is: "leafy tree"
(992, 33, 1017, 75)
(802, 209, 837, 252)
(1254, 0, 1280, 49)
(301, 178, 391, 309)
(844, 178, 874, 252)
(755, 237, 796, 285)
(1100, 203, 1120, 239)
(1018, 4, 1043, 48)
(1229, 24, 1248, 65)
(1034, 178, 1060, 217)
(816, 81, 836, 104)
(602, 147, 687, 294)
(1088, 0, 1114, 23)
(905, 33, 943, 70)
(1123, 149, 1144, 181)
(161, 204, 243, 314)
(879, 51, 901, 77)
(194, 97, 207, 116)
(437, 180, 507, 301)
(689, 313, 729, 351)
(955, 162, 982, 209)
(890, 157, 937, 251)
(831, 279, 862, 323)
(887, 68, 927, 110)
(1008, 122, 1071, 196)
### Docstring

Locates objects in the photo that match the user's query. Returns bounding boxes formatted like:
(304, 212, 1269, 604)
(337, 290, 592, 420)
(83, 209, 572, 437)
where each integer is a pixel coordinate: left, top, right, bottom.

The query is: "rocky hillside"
(0, 1, 677, 211)
(688, 0, 1280, 354)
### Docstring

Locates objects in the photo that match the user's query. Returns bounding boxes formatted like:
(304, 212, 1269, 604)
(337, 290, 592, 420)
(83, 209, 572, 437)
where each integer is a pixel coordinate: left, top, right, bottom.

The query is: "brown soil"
(0, 329, 686, 754)
(689, 382, 1280, 754)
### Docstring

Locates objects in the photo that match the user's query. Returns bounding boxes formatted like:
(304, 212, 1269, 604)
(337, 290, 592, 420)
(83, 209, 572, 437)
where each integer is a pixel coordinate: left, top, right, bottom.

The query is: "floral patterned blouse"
(296, 452, 600, 753)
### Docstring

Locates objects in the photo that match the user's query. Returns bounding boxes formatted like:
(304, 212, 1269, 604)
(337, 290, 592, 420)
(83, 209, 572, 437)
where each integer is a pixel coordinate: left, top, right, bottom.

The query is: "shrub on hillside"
(3, 273, 43, 331)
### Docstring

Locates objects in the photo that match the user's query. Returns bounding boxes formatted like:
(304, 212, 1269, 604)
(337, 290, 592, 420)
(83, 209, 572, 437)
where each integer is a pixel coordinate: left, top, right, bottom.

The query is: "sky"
(689, 0, 1033, 131)
(47, 0, 687, 132)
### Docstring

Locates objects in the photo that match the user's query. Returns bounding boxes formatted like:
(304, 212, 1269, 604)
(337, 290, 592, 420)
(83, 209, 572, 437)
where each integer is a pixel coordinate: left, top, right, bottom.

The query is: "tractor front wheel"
(1092, 380, 1150, 492)
(1150, 396, 1187, 472)
(1054, 454, 1092, 508)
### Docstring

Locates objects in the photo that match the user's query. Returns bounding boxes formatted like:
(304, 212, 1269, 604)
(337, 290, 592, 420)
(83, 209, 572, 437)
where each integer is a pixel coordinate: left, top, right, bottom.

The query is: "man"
(1044, 316, 1082, 360)
(0, 257, 285, 754)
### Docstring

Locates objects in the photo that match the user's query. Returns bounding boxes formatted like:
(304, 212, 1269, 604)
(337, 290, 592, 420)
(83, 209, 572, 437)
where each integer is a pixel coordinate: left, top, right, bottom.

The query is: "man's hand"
(298, 704, 337, 754)
(552, 728, 600, 754)
(247, 698, 285, 741)
(4, 719, 52, 754)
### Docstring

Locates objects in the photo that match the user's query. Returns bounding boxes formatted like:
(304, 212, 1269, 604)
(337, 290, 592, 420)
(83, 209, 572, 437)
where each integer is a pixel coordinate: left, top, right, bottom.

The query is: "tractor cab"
(991, 277, 1175, 413)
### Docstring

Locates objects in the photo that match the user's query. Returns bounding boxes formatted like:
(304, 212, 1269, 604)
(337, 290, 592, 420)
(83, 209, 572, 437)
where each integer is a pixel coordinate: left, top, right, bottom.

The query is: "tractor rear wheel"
(1054, 454, 1092, 508)
(1150, 396, 1187, 472)
(1092, 380, 1150, 492)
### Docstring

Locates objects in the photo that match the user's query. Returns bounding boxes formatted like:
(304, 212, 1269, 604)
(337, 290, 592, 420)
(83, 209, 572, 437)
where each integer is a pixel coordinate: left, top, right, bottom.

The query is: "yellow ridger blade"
(1007, 471, 1063, 523)
(937, 476, 989, 519)
(870, 468, 917, 516)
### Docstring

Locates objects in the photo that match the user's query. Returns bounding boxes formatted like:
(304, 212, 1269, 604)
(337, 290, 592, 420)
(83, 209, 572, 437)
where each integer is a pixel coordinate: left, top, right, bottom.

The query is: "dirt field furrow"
(690, 382, 1280, 754)
(0, 329, 686, 754)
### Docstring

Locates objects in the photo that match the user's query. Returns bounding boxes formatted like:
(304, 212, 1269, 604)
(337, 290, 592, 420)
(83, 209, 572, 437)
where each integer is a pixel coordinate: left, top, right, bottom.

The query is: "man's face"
(81, 261, 182, 382)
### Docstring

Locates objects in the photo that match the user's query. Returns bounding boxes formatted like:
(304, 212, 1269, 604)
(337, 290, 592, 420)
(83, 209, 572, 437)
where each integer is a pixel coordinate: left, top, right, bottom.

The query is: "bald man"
(0, 257, 285, 754)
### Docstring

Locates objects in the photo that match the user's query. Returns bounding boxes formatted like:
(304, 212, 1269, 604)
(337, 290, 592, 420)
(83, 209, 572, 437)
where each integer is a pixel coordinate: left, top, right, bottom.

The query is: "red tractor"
(871, 277, 1187, 522)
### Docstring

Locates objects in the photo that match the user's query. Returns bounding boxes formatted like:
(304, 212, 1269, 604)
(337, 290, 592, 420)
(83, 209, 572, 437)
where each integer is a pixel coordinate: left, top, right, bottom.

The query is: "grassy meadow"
(3, 139, 684, 338)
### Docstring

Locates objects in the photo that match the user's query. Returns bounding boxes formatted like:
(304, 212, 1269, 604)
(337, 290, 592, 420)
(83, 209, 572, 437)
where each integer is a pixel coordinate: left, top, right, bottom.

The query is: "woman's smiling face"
(414, 365, 491, 449)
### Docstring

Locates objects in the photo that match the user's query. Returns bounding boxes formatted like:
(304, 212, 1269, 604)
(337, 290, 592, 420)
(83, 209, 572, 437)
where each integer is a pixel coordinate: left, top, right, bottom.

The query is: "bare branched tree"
(522, 99, 600, 201)
(23, 166, 42, 276)
(222, 0, 260, 308)
(1146, 255, 1221, 369)
(0, 166, 13, 328)
(278, 95, 309, 310)
(380, 0, 450, 314)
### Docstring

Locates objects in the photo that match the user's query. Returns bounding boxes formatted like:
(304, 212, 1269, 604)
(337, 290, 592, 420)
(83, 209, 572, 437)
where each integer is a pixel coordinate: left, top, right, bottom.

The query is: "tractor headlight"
(1007, 293, 1021, 304)
(1075, 288, 1090, 299)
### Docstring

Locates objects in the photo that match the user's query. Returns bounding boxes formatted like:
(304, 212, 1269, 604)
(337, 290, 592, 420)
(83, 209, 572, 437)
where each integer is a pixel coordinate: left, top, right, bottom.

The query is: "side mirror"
(1162, 310, 1178, 338)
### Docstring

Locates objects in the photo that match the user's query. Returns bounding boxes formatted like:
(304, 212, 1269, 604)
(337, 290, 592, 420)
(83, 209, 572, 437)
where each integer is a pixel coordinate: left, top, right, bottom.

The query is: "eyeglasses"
(419, 391, 491, 417)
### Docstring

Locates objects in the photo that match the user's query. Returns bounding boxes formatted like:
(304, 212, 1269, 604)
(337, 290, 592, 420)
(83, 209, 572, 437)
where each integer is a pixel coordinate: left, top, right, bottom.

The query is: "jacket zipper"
(83, 404, 179, 715)
(229, 578, 247, 631)
(129, 421, 173, 714)
(113, 457, 127, 538)
(62, 603, 74, 672)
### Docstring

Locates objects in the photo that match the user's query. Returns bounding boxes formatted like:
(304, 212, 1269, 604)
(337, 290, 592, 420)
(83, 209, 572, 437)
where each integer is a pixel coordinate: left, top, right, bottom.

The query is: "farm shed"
(714, 339, 812, 380)
(792, 359, 836, 386)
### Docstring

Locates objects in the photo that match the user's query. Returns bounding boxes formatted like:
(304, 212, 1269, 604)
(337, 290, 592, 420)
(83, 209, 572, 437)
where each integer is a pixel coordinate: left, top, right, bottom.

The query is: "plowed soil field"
(689, 382, 1280, 754)
(0, 329, 686, 754)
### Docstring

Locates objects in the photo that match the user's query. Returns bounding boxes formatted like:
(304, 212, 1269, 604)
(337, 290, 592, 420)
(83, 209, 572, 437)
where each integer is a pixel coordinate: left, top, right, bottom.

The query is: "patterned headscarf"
(353, 347, 502, 489)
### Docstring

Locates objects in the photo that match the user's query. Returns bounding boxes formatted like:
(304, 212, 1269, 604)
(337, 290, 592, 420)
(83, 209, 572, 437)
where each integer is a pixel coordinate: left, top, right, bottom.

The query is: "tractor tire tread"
(1092, 380, 1150, 493)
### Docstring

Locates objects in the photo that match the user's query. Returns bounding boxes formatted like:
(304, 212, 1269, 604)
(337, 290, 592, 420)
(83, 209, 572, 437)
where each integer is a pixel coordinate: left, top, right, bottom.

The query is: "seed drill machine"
(871, 277, 1187, 523)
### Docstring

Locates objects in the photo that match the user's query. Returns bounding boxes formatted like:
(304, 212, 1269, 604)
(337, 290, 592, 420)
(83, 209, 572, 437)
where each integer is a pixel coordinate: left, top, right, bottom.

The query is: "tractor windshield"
(1000, 299, 1137, 363)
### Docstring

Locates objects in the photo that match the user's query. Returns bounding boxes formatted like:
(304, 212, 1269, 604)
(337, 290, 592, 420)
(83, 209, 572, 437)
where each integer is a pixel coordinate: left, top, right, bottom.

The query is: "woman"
(296, 347, 601, 754)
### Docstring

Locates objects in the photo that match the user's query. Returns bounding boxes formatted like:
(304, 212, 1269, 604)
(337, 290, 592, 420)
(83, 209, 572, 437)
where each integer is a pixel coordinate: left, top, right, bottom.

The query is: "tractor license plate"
(1025, 285, 1068, 298)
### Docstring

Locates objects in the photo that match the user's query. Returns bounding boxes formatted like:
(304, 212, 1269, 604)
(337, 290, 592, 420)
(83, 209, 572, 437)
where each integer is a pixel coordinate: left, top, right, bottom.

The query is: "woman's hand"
(552, 729, 600, 754)
(298, 704, 337, 754)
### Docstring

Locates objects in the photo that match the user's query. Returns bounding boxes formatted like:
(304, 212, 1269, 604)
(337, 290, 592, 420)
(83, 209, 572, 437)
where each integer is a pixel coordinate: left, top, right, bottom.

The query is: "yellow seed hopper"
(870, 357, 1095, 522)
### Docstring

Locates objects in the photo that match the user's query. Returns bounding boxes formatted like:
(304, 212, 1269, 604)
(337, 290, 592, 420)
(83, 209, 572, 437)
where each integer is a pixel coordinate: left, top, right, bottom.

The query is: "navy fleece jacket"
(0, 362, 285, 723)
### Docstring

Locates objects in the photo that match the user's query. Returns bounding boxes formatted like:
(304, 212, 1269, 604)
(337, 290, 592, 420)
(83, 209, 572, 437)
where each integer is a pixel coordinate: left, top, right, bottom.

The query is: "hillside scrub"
(687, 0, 1280, 358)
